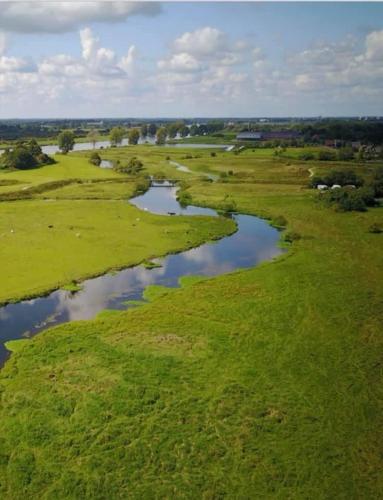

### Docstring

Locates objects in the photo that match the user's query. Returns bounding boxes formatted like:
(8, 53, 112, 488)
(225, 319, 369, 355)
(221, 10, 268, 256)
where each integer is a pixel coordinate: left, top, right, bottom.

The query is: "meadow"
(0, 145, 382, 498)
(0, 153, 234, 304)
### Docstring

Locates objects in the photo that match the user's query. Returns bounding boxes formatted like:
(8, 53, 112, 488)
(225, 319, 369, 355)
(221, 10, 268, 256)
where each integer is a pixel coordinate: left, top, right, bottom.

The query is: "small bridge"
(150, 179, 181, 187)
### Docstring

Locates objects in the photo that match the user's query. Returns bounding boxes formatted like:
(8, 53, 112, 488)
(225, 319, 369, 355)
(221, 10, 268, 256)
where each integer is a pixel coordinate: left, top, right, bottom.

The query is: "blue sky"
(0, 2, 382, 118)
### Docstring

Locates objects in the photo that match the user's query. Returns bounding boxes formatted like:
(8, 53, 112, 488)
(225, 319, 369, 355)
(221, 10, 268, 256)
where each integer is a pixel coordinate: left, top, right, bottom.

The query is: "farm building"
(236, 131, 301, 141)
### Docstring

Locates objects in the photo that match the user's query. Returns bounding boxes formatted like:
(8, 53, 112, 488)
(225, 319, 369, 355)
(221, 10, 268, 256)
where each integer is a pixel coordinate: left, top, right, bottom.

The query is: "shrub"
(299, 152, 315, 161)
(177, 191, 192, 207)
(321, 186, 375, 212)
(153, 171, 166, 181)
(370, 166, 383, 197)
(309, 175, 326, 188)
(357, 187, 377, 207)
(273, 215, 288, 228)
(325, 169, 363, 187)
(135, 176, 150, 194)
(368, 223, 383, 234)
(337, 148, 354, 161)
(210, 152, 216, 157)
(89, 152, 101, 166)
(318, 150, 336, 161)
(284, 231, 301, 243)
(114, 157, 143, 175)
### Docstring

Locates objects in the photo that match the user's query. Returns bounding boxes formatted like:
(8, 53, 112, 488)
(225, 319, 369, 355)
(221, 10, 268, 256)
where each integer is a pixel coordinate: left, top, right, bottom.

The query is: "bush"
(370, 167, 383, 197)
(318, 150, 337, 161)
(321, 186, 376, 212)
(273, 215, 288, 228)
(153, 171, 166, 181)
(368, 223, 383, 234)
(177, 191, 192, 207)
(299, 152, 315, 161)
(325, 169, 363, 187)
(89, 152, 101, 166)
(311, 169, 363, 189)
(135, 177, 150, 194)
(114, 157, 143, 175)
(337, 148, 354, 161)
(309, 175, 325, 188)
(284, 231, 301, 243)
(210, 152, 216, 157)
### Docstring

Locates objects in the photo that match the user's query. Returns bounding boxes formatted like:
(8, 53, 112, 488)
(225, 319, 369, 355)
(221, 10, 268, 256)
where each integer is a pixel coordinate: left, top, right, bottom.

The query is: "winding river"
(0, 181, 283, 366)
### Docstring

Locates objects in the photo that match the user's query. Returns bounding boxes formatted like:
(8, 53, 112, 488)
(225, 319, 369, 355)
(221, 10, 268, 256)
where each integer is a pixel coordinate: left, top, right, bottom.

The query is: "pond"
(0, 184, 283, 366)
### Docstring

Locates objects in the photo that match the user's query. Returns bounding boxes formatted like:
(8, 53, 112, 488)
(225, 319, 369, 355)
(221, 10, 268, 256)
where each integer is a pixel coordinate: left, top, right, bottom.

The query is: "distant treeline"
(241, 120, 383, 145)
(1, 118, 383, 146)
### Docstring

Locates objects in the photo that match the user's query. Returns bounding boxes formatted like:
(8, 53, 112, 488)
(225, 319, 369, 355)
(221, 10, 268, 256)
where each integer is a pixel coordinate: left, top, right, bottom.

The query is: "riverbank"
(0, 145, 382, 497)
(0, 154, 234, 306)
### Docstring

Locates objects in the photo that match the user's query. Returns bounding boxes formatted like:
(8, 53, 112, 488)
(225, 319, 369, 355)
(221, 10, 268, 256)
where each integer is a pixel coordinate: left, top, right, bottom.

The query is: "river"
(0, 180, 283, 366)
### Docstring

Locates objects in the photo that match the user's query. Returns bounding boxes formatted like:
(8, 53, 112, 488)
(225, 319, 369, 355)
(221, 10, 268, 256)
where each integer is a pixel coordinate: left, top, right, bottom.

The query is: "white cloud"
(0, 2, 161, 34)
(365, 30, 383, 61)
(285, 31, 383, 99)
(158, 52, 201, 73)
(173, 27, 227, 57)
(119, 45, 137, 74)
(0, 33, 6, 55)
(0, 55, 35, 73)
(0, 22, 382, 117)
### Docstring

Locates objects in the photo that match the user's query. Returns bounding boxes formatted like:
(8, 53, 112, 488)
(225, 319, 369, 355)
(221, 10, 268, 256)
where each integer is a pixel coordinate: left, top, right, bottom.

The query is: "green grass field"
(0, 153, 234, 304)
(0, 145, 382, 497)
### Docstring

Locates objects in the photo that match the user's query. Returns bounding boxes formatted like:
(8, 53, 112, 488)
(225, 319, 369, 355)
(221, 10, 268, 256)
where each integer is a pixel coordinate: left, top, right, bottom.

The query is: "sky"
(0, 1, 382, 118)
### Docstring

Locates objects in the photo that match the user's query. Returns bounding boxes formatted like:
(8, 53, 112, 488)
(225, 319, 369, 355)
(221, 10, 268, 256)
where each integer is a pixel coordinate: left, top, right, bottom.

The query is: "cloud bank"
(0, 2, 160, 33)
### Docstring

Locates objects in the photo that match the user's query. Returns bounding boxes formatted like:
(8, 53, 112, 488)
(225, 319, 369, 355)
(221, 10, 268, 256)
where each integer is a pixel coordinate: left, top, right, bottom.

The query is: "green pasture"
(0, 144, 382, 497)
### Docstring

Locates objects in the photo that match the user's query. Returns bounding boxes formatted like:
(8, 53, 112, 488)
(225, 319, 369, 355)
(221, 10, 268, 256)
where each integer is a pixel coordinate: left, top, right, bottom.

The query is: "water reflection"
(0, 140, 229, 158)
(0, 185, 283, 365)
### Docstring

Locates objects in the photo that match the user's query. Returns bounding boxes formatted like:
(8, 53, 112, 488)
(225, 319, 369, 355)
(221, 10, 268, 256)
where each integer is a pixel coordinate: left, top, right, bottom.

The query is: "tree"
(180, 126, 189, 138)
(148, 123, 157, 136)
(156, 127, 167, 145)
(110, 127, 125, 147)
(87, 129, 99, 149)
(58, 130, 75, 154)
(190, 124, 199, 136)
(206, 120, 224, 134)
(140, 124, 148, 138)
(128, 128, 140, 145)
(167, 122, 179, 139)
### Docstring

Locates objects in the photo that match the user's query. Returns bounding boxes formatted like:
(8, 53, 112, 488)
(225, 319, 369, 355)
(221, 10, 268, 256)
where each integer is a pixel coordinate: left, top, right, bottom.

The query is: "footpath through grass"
(0, 146, 382, 497)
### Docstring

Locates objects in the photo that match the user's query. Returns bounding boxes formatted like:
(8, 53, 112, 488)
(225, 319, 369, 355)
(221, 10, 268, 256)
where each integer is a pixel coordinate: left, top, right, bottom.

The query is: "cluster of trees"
(315, 167, 383, 212)
(0, 123, 57, 141)
(140, 119, 225, 142)
(140, 123, 158, 138)
(299, 120, 383, 146)
(0, 139, 54, 170)
(321, 186, 377, 212)
(299, 148, 356, 162)
(310, 169, 363, 188)
(114, 157, 143, 175)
